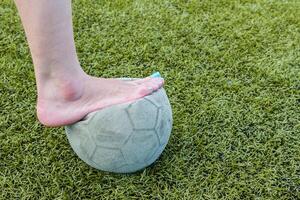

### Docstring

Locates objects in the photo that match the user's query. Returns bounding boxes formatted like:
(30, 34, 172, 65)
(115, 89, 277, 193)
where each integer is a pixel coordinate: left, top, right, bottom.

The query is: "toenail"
(150, 72, 161, 78)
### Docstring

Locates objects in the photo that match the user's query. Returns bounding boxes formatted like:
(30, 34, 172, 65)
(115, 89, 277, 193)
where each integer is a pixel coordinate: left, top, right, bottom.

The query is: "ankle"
(37, 68, 87, 102)
(55, 75, 85, 101)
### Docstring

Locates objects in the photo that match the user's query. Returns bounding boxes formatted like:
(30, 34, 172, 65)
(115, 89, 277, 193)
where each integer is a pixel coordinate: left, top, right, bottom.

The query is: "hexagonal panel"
(65, 125, 86, 148)
(113, 163, 146, 174)
(145, 142, 167, 166)
(144, 90, 164, 108)
(65, 124, 97, 160)
(121, 130, 159, 164)
(126, 99, 159, 130)
(91, 147, 126, 171)
(86, 106, 133, 147)
(93, 131, 132, 149)
(79, 136, 97, 159)
(88, 106, 133, 133)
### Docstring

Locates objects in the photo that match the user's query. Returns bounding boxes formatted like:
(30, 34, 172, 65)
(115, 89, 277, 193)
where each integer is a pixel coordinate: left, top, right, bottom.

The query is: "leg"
(14, 0, 164, 127)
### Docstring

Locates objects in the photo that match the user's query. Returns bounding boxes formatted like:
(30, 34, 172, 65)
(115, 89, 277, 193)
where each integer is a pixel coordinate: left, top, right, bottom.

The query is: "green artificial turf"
(1, 0, 300, 199)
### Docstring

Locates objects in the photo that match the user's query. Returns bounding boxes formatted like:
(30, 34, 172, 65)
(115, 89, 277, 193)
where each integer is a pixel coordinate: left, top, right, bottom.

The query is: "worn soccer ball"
(65, 87, 172, 173)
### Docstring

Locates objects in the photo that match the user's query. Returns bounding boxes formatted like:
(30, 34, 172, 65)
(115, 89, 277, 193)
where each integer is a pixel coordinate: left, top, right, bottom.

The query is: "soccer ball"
(65, 88, 172, 173)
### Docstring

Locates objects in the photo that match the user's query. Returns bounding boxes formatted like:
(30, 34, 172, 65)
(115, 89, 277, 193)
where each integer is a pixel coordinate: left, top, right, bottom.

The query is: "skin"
(14, 0, 164, 127)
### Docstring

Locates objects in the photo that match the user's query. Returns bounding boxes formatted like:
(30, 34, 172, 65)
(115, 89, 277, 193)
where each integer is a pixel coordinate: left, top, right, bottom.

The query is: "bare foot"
(36, 74, 164, 127)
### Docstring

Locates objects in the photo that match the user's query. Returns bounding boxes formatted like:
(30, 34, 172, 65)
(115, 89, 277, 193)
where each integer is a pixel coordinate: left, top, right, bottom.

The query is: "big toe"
(145, 77, 164, 90)
(136, 77, 164, 96)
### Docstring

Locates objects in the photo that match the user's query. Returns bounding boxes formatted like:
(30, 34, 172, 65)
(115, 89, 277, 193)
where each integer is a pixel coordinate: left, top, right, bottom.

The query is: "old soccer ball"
(65, 87, 172, 173)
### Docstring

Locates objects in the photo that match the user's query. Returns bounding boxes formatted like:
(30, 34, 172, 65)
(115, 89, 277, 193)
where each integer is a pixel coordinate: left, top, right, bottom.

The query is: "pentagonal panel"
(121, 130, 159, 164)
(91, 147, 126, 171)
(155, 108, 172, 146)
(127, 99, 159, 130)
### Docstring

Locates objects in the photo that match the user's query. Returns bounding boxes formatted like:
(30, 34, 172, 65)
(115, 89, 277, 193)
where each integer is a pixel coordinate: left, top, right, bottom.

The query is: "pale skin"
(14, 0, 164, 127)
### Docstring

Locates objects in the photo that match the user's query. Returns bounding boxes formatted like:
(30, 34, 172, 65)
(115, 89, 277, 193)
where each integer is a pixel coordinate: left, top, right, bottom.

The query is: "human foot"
(36, 74, 164, 127)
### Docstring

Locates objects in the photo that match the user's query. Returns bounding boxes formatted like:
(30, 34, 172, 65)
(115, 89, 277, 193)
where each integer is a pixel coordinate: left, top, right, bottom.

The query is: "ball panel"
(112, 163, 145, 173)
(65, 124, 98, 169)
(145, 89, 167, 108)
(144, 96, 162, 109)
(145, 142, 168, 166)
(79, 135, 97, 159)
(91, 147, 126, 171)
(87, 106, 133, 136)
(93, 131, 132, 149)
(121, 130, 159, 164)
(65, 125, 85, 148)
(126, 99, 159, 130)
(155, 110, 172, 146)
(65, 124, 97, 159)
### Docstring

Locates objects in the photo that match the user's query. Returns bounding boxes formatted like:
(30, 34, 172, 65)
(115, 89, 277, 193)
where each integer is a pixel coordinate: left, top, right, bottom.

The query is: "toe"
(145, 77, 164, 88)
(132, 77, 164, 86)
(151, 77, 164, 91)
(137, 85, 153, 96)
(137, 78, 164, 96)
(132, 77, 151, 85)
